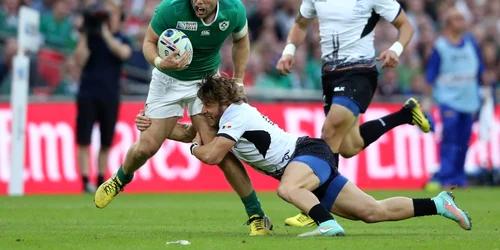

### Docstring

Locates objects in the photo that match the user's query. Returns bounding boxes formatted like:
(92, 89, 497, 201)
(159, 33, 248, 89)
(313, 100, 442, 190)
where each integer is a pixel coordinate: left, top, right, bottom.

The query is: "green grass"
(1, 188, 500, 250)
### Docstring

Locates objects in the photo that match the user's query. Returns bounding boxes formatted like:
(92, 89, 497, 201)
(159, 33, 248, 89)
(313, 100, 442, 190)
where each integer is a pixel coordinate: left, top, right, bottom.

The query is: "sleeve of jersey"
(425, 48, 441, 85)
(299, 0, 317, 19)
(373, 0, 402, 22)
(232, 1, 248, 40)
(216, 108, 248, 142)
(150, 1, 171, 36)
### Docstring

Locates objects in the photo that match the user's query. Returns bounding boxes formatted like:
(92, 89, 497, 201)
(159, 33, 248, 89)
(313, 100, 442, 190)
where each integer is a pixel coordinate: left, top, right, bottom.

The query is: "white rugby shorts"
(144, 68, 203, 119)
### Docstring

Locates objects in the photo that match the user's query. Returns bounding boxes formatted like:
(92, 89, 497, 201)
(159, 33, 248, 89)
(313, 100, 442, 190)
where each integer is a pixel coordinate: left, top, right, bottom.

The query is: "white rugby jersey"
(300, 0, 402, 70)
(216, 103, 298, 178)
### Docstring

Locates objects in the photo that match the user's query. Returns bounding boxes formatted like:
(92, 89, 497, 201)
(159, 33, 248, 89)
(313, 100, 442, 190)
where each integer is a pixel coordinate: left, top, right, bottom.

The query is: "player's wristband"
(388, 41, 404, 57)
(190, 142, 199, 156)
(154, 56, 162, 69)
(282, 44, 296, 56)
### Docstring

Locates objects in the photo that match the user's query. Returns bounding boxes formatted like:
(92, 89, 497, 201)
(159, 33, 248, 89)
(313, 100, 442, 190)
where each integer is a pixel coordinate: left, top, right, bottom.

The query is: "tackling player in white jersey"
(136, 75, 472, 237)
(276, 0, 434, 226)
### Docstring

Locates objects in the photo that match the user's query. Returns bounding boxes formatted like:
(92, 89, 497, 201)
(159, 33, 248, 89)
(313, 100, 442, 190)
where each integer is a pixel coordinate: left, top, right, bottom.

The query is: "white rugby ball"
(157, 28, 193, 65)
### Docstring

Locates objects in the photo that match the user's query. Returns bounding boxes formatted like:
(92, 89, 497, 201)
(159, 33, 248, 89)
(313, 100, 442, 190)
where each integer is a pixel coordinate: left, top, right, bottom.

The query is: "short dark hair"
(197, 75, 245, 106)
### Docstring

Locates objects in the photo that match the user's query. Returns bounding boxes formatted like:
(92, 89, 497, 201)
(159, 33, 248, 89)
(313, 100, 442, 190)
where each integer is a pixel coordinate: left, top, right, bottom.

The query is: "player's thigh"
(339, 116, 364, 157)
(96, 98, 120, 148)
(324, 67, 378, 117)
(144, 69, 189, 120)
(281, 160, 323, 191)
(190, 112, 217, 143)
(330, 181, 378, 220)
(76, 96, 97, 146)
(137, 117, 180, 156)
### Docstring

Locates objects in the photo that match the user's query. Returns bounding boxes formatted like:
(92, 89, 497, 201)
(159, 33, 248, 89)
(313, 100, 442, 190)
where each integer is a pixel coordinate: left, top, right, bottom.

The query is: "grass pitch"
(1, 188, 500, 250)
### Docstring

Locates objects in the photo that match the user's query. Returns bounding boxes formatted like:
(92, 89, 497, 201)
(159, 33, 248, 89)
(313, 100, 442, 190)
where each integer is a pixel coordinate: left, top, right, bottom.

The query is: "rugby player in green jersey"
(94, 0, 273, 236)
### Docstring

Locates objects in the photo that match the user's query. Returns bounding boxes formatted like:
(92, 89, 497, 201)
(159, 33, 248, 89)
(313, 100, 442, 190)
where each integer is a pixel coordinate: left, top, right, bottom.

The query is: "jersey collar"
(199, 2, 219, 26)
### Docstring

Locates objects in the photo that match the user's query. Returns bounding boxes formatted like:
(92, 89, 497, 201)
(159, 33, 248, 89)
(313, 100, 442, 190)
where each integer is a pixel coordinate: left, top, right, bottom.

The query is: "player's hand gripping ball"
(157, 29, 193, 66)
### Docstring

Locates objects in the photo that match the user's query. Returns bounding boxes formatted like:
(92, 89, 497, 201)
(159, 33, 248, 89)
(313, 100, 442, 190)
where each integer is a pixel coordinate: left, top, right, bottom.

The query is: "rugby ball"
(157, 28, 193, 65)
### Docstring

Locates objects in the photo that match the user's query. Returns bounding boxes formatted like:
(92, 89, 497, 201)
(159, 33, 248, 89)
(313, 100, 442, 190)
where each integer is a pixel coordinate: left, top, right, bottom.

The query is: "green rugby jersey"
(151, 0, 247, 81)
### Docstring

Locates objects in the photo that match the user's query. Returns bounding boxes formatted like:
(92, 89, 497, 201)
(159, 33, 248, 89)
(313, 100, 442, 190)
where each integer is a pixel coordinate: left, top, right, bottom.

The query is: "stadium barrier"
(0, 102, 499, 194)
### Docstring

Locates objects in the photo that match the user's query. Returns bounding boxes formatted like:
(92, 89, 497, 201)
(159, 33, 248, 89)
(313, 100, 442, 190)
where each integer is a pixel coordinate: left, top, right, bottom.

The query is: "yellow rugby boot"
(284, 212, 316, 227)
(404, 97, 432, 133)
(94, 175, 124, 209)
(247, 215, 273, 236)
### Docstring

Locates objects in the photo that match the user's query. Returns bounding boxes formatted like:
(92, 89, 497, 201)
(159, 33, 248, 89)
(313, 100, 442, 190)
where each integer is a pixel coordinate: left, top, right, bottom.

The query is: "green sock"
(241, 190, 265, 217)
(116, 165, 134, 185)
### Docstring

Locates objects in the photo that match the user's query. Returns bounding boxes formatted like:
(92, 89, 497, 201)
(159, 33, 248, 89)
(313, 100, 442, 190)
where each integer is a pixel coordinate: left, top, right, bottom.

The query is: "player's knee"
(339, 142, 363, 158)
(276, 183, 294, 203)
(358, 201, 386, 223)
(134, 138, 161, 161)
(322, 108, 353, 141)
(321, 118, 343, 140)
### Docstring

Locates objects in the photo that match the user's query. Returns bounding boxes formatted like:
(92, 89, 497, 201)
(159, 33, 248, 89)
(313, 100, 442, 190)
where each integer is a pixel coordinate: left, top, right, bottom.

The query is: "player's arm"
(276, 0, 315, 75)
(390, 10, 414, 52)
(191, 135, 236, 165)
(231, 3, 250, 95)
(143, 23, 162, 67)
(191, 108, 247, 165)
(144, 3, 189, 71)
(286, 13, 315, 51)
(374, 0, 415, 68)
(134, 109, 196, 143)
(231, 32, 249, 87)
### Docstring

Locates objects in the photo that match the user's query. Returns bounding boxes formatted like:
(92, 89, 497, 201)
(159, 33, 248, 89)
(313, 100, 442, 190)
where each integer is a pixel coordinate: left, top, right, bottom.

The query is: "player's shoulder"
(157, 0, 191, 16)
(222, 103, 253, 120)
(223, 103, 249, 116)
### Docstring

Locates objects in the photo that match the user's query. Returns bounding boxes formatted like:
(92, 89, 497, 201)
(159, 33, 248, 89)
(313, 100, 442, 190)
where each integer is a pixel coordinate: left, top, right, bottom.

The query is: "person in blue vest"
(422, 7, 488, 189)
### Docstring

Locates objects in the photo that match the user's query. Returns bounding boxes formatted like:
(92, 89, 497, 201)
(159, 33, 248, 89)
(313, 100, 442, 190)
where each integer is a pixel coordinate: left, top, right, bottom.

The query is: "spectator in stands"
(247, 0, 280, 41)
(53, 57, 79, 95)
(378, 69, 402, 96)
(0, 37, 17, 92)
(39, 0, 77, 51)
(0, 0, 498, 100)
(74, 0, 131, 193)
(0, 0, 21, 39)
(123, 26, 151, 94)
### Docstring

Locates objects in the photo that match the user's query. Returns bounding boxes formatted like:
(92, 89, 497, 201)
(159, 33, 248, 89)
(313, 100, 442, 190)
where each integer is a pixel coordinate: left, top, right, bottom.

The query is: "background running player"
(94, 0, 272, 236)
(276, 0, 433, 227)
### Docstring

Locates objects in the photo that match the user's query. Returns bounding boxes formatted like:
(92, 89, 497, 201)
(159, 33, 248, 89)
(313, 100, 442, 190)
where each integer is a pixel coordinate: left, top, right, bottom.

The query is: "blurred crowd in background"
(0, 0, 498, 99)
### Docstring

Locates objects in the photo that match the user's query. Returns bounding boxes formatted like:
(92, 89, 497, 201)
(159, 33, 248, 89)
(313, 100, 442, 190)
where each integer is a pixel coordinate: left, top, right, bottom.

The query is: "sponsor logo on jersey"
(201, 30, 210, 36)
(219, 20, 230, 31)
(176, 21, 198, 31)
(334, 86, 345, 92)
(222, 125, 232, 129)
(280, 149, 291, 164)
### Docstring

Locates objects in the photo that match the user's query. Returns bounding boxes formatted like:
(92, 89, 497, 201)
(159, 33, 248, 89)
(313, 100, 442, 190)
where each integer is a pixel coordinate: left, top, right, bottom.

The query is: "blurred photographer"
(74, 0, 132, 193)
